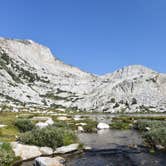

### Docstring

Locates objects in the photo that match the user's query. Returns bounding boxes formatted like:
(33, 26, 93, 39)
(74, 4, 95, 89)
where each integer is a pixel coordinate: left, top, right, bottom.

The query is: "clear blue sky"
(0, 0, 166, 75)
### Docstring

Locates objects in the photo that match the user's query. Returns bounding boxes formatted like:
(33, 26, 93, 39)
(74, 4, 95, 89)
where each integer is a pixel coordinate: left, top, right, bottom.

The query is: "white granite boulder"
(78, 126, 84, 132)
(39, 147, 53, 155)
(97, 123, 110, 130)
(36, 122, 49, 128)
(36, 118, 54, 128)
(11, 142, 41, 160)
(57, 117, 69, 121)
(11, 142, 55, 160)
(55, 143, 79, 154)
(0, 124, 7, 128)
(46, 118, 54, 125)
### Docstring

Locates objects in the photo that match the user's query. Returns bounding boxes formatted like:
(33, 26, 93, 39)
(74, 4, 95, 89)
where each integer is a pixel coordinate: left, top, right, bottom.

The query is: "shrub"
(110, 98, 116, 103)
(14, 119, 35, 132)
(135, 120, 166, 131)
(144, 127, 166, 149)
(0, 143, 19, 166)
(18, 126, 77, 149)
(113, 103, 120, 108)
(131, 98, 137, 105)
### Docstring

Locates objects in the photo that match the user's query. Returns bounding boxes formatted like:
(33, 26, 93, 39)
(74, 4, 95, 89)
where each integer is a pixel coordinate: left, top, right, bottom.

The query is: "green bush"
(18, 126, 77, 149)
(14, 119, 35, 132)
(0, 143, 19, 166)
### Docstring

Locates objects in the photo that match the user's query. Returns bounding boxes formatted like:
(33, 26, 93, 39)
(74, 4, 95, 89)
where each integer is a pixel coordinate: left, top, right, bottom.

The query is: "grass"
(0, 126, 18, 142)
(0, 112, 19, 142)
(110, 116, 133, 129)
(110, 121, 132, 129)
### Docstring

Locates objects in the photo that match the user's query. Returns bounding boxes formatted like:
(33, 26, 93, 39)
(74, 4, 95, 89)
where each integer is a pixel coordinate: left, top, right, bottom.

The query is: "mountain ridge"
(0, 38, 166, 113)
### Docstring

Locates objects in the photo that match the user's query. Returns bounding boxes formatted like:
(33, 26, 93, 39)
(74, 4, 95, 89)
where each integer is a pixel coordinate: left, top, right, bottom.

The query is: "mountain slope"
(0, 38, 166, 113)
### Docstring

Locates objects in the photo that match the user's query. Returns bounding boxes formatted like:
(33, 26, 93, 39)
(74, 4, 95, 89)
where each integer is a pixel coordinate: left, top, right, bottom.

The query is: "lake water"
(66, 129, 166, 166)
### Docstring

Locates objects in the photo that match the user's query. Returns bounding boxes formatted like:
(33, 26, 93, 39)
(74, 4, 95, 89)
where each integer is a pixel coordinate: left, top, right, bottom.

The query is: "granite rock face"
(0, 38, 166, 113)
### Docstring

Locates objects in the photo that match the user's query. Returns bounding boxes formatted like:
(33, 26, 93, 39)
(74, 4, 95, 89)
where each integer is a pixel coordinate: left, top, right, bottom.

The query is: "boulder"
(40, 147, 53, 155)
(145, 127, 151, 131)
(78, 126, 84, 132)
(46, 118, 54, 125)
(36, 122, 49, 128)
(57, 117, 69, 121)
(35, 156, 65, 166)
(0, 124, 7, 128)
(155, 144, 165, 150)
(55, 143, 79, 154)
(32, 117, 51, 121)
(97, 123, 110, 130)
(76, 123, 87, 126)
(73, 117, 81, 121)
(11, 142, 41, 160)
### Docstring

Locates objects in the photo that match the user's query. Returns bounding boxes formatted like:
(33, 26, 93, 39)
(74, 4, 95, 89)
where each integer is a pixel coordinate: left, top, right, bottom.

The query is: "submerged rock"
(83, 146, 92, 150)
(155, 144, 165, 150)
(35, 156, 65, 166)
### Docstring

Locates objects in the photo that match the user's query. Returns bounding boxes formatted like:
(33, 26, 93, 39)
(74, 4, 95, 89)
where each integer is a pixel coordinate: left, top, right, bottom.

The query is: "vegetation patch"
(110, 116, 133, 129)
(110, 121, 132, 129)
(14, 119, 35, 132)
(135, 120, 166, 150)
(40, 92, 69, 101)
(18, 126, 77, 149)
(0, 143, 19, 166)
(0, 126, 18, 142)
(144, 127, 166, 149)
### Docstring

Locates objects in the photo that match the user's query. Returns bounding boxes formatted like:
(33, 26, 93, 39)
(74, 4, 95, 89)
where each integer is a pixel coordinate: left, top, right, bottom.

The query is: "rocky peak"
(0, 37, 165, 113)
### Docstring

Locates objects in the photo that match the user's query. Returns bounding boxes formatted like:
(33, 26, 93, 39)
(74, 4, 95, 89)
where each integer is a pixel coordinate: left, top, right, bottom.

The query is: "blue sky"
(0, 0, 166, 75)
